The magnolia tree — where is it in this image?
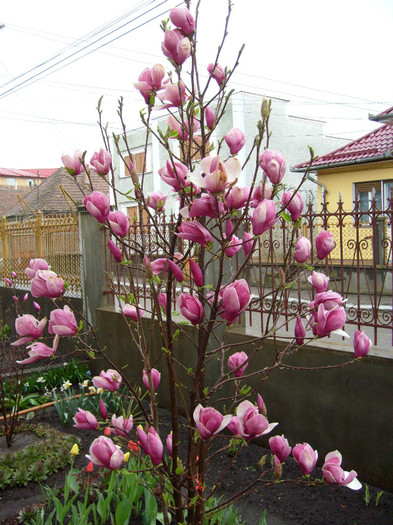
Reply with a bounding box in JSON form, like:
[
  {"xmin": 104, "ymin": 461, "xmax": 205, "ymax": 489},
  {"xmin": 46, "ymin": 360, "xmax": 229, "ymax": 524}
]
[{"xmin": 12, "ymin": 1, "xmax": 372, "ymax": 523}]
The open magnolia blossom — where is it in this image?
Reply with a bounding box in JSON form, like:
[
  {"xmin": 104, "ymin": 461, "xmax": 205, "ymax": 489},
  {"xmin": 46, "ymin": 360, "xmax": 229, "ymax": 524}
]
[
  {"xmin": 322, "ymin": 450, "xmax": 362, "ymax": 490},
  {"xmin": 187, "ymin": 155, "xmax": 241, "ymax": 194}
]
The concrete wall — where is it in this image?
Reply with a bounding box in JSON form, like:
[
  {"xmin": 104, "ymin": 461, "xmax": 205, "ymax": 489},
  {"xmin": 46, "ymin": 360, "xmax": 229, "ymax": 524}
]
[{"xmin": 94, "ymin": 305, "xmax": 393, "ymax": 491}]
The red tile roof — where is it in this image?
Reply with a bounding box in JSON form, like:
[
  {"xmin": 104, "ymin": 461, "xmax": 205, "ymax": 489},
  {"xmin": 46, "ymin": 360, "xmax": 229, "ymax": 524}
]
[
  {"xmin": 0, "ymin": 168, "xmax": 55, "ymax": 178},
  {"xmin": 294, "ymin": 123, "xmax": 393, "ymax": 171}
]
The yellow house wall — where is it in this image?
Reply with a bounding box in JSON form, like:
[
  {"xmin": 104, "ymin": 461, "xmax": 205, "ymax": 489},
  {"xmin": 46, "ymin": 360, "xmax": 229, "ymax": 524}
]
[
  {"xmin": 316, "ymin": 161, "xmax": 393, "ymax": 212},
  {"xmin": 314, "ymin": 161, "xmax": 393, "ymax": 262},
  {"xmin": 0, "ymin": 176, "xmax": 43, "ymax": 188}
]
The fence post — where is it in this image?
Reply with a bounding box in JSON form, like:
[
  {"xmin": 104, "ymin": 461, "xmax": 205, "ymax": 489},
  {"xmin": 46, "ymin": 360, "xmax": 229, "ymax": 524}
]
[
  {"xmin": 78, "ymin": 206, "xmax": 107, "ymax": 327},
  {"xmin": 375, "ymin": 215, "xmax": 386, "ymax": 265},
  {"xmin": 1, "ymin": 217, "xmax": 7, "ymax": 279},
  {"xmin": 36, "ymin": 212, "xmax": 43, "ymax": 258}
]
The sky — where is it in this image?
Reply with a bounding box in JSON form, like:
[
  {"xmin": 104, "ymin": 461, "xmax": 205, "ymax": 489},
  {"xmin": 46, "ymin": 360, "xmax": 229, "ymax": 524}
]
[{"xmin": 0, "ymin": 0, "xmax": 392, "ymax": 169}]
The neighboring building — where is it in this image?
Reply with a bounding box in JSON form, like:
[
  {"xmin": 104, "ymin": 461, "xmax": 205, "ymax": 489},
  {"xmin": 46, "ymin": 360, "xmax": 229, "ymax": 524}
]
[
  {"xmin": 112, "ymin": 91, "xmax": 347, "ymax": 217},
  {"xmin": 5, "ymin": 167, "xmax": 109, "ymax": 218},
  {"xmin": 0, "ymin": 167, "xmax": 54, "ymax": 190},
  {"xmin": 293, "ymin": 107, "xmax": 393, "ymax": 212}
]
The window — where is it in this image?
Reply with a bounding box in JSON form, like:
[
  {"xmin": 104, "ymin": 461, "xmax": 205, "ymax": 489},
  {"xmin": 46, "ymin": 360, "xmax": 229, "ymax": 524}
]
[
  {"xmin": 355, "ymin": 181, "xmax": 382, "ymax": 222},
  {"xmin": 27, "ymin": 179, "xmax": 35, "ymax": 187},
  {"xmin": 180, "ymin": 136, "xmax": 209, "ymax": 163},
  {"xmin": 6, "ymin": 178, "xmax": 16, "ymax": 187},
  {"xmin": 123, "ymin": 148, "xmax": 151, "ymax": 177},
  {"xmin": 384, "ymin": 181, "xmax": 393, "ymax": 207},
  {"xmin": 126, "ymin": 206, "xmax": 149, "ymax": 232}
]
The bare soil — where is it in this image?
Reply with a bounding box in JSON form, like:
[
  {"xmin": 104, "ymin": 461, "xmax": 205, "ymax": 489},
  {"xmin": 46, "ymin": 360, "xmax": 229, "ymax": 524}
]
[{"xmin": 0, "ymin": 406, "xmax": 392, "ymax": 524}]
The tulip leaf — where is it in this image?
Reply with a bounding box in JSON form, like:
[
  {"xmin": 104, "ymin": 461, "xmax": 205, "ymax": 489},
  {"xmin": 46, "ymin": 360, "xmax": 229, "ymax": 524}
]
[{"xmin": 115, "ymin": 498, "xmax": 132, "ymax": 525}]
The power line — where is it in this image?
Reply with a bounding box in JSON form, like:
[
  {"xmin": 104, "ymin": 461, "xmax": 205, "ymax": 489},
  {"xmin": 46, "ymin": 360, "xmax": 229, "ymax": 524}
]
[{"xmin": 0, "ymin": 0, "xmax": 179, "ymax": 100}]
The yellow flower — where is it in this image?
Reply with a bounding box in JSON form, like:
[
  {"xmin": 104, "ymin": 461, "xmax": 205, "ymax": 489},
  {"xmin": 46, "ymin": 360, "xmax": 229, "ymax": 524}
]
[
  {"xmin": 89, "ymin": 386, "xmax": 97, "ymax": 394},
  {"xmin": 70, "ymin": 443, "xmax": 79, "ymax": 456},
  {"xmin": 83, "ymin": 380, "xmax": 89, "ymax": 388},
  {"xmin": 123, "ymin": 452, "xmax": 130, "ymax": 463},
  {"xmin": 96, "ymin": 388, "xmax": 103, "ymax": 394}
]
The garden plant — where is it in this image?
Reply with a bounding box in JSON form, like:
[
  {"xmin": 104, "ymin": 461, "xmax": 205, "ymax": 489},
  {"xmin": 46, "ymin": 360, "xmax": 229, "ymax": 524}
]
[{"xmin": 6, "ymin": 1, "xmax": 375, "ymax": 523}]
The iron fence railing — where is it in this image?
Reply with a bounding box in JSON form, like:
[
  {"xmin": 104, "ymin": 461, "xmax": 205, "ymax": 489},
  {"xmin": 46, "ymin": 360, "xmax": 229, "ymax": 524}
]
[{"xmin": 104, "ymin": 197, "xmax": 392, "ymax": 348}]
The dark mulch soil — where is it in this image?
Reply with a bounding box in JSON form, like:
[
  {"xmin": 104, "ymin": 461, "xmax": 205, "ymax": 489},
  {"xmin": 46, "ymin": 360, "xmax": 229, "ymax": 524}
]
[{"xmin": 1, "ymin": 406, "xmax": 392, "ymax": 524}]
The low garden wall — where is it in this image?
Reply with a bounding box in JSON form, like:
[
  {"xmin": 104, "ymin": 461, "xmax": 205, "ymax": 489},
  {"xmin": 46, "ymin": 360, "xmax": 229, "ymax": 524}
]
[{"xmin": 94, "ymin": 305, "xmax": 393, "ymax": 492}]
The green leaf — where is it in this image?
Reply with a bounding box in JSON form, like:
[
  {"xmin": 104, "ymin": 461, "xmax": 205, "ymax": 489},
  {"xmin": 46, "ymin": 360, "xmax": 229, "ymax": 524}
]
[
  {"xmin": 77, "ymin": 320, "xmax": 83, "ymax": 333},
  {"xmin": 281, "ymin": 211, "xmax": 292, "ymax": 222},
  {"xmin": 115, "ymin": 499, "xmax": 132, "ymax": 525}
]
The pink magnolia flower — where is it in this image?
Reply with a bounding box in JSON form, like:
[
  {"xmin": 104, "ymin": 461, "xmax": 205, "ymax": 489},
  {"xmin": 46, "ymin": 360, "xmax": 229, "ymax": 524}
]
[
  {"xmin": 282, "ymin": 191, "xmax": 303, "ymax": 222},
  {"xmin": 188, "ymin": 155, "xmax": 241, "ymax": 194},
  {"xmin": 99, "ymin": 398, "xmax": 107, "ymax": 420},
  {"xmin": 134, "ymin": 64, "xmax": 165, "ymax": 103},
  {"xmin": 225, "ymin": 234, "xmax": 242, "ymax": 258},
  {"xmin": 108, "ymin": 239, "xmax": 122, "ymax": 263},
  {"xmin": 62, "ymin": 150, "xmax": 84, "ymax": 175},
  {"xmin": 11, "ymin": 271, "xmax": 17, "ymax": 278},
  {"xmin": 269, "ymin": 435, "xmax": 292, "ymax": 463},
  {"xmin": 294, "ymin": 236, "xmax": 311, "ymax": 263},
  {"xmin": 90, "ymin": 149, "xmax": 112, "ymax": 175},
  {"xmin": 309, "ymin": 291, "xmax": 345, "ymax": 312},
  {"xmin": 17, "ymin": 336, "xmax": 59, "ymax": 365},
  {"xmin": 292, "ymin": 443, "xmax": 318, "ymax": 475},
  {"xmin": 251, "ymin": 199, "xmax": 278, "ymax": 236},
  {"xmin": 146, "ymin": 191, "xmax": 167, "ymax": 212},
  {"xmin": 181, "ymin": 193, "xmax": 224, "ymax": 219},
  {"xmin": 226, "ymin": 186, "xmax": 251, "ymax": 210},
  {"xmin": 158, "ymin": 293, "xmax": 167, "ymax": 309},
  {"xmin": 31, "ymin": 270, "xmax": 64, "ymax": 298},
  {"xmin": 149, "ymin": 258, "xmax": 184, "ymax": 283},
  {"xmin": 166, "ymin": 432, "xmax": 173, "ymax": 456},
  {"xmin": 25, "ymin": 258, "xmax": 49, "ymax": 279},
  {"xmin": 224, "ymin": 128, "xmax": 246, "ymax": 155},
  {"xmin": 257, "ymin": 394, "xmax": 267, "ymax": 416},
  {"xmin": 242, "ymin": 232, "xmax": 253, "ymax": 257},
  {"xmin": 176, "ymin": 221, "xmax": 213, "ymax": 247},
  {"xmin": 227, "ymin": 351, "xmax": 248, "ymax": 377},
  {"xmin": 12, "ymin": 314, "xmax": 47, "ymax": 346},
  {"xmin": 122, "ymin": 303, "xmax": 144, "ymax": 322},
  {"xmin": 4, "ymin": 278, "xmax": 12, "ymax": 286},
  {"xmin": 315, "ymin": 229, "xmax": 335, "ymax": 259},
  {"xmin": 207, "ymin": 63, "xmax": 225, "ymax": 85},
  {"xmin": 143, "ymin": 368, "xmax": 161, "ymax": 390},
  {"xmin": 158, "ymin": 160, "xmax": 190, "ymax": 192},
  {"xmin": 108, "ymin": 211, "xmax": 130, "ymax": 237},
  {"xmin": 205, "ymin": 107, "xmax": 215, "ymax": 130},
  {"xmin": 308, "ymin": 271, "xmax": 329, "ymax": 293},
  {"xmin": 87, "ymin": 436, "xmax": 124, "ymax": 470},
  {"xmin": 193, "ymin": 404, "xmax": 232, "ymax": 440},
  {"xmin": 228, "ymin": 400, "xmax": 278, "ymax": 440},
  {"xmin": 162, "ymin": 29, "xmax": 191, "ymax": 65},
  {"xmin": 49, "ymin": 305, "xmax": 78, "ymax": 336},
  {"xmin": 353, "ymin": 330, "xmax": 372, "ymax": 358},
  {"xmin": 23, "ymin": 293, "xmax": 28, "ymax": 302},
  {"xmin": 177, "ymin": 293, "xmax": 204, "ymax": 325},
  {"xmin": 217, "ymin": 279, "xmax": 251, "ymax": 325},
  {"xmin": 93, "ymin": 369, "xmax": 122, "ymax": 392},
  {"xmin": 294, "ymin": 317, "xmax": 306, "ymax": 345},
  {"xmin": 83, "ymin": 191, "xmax": 110, "ymax": 223},
  {"xmin": 310, "ymin": 304, "xmax": 347, "ymax": 338},
  {"xmin": 259, "ymin": 149, "xmax": 286, "ymax": 185},
  {"xmin": 111, "ymin": 414, "xmax": 133, "ymax": 437},
  {"xmin": 322, "ymin": 450, "xmax": 362, "ymax": 490},
  {"xmin": 169, "ymin": 6, "xmax": 195, "ymax": 35},
  {"xmin": 167, "ymin": 115, "xmax": 200, "ymax": 141},
  {"xmin": 189, "ymin": 259, "xmax": 203, "ymax": 287},
  {"xmin": 33, "ymin": 301, "xmax": 40, "ymax": 312},
  {"xmin": 250, "ymin": 182, "xmax": 273, "ymax": 208},
  {"xmin": 137, "ymin": 426, "xmax": 163, "ymax": 465},
  {"xmin": 73, "ymin": 408, "xmax": 99, "ymax": 430},
  {"xmin": 159, "ymin": 81, "xmax": 187, "ymax": 108}
]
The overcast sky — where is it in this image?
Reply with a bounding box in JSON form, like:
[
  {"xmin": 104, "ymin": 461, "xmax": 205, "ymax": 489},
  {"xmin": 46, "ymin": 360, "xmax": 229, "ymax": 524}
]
[{"xmin": 0, "ymin": 0, "xmax": 392, "ymax": 169}]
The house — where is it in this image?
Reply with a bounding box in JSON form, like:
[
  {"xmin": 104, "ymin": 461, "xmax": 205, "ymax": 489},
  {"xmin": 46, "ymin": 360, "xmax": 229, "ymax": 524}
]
[
  {"xmin": 293, "ymin": 107, "xmax": 393, "ymax": 213},
  {"xmin": 112, "ymin": 91, "xmax": 347, "ymax": 217},
  {"xmin": 5, "ymin": 167, "xmax": 109, "ymax": 219},
  {"xmin": 0, "ymin": 167, "xmax": 54, "ymax": 190}
]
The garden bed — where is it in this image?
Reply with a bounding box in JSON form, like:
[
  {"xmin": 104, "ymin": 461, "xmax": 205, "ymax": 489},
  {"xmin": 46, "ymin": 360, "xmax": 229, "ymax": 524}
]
[{"xmin": 1, "ymin": 405, "xmax": 392, "ymax": 524}]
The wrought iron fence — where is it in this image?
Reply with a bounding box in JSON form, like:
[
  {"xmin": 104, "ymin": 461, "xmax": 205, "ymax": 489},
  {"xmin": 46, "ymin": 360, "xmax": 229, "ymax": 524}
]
[
  {"xmin": 105, "ymin": 197, "xmax": 393, "ymax": 347},
  {"xmin": 0, "ymin": 212, "xmax": 81, "ymax": 297}
]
